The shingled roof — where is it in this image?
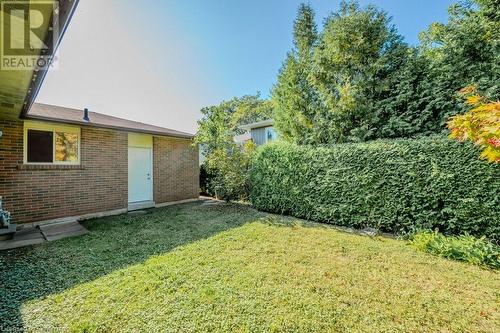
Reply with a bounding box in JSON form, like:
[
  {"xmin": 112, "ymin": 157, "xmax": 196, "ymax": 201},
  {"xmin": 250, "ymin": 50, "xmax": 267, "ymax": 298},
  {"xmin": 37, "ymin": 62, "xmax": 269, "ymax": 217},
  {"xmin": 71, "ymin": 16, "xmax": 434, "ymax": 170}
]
[{"xmin": 26, "ymin": 103, "xmax": 194, "ymax": 139}]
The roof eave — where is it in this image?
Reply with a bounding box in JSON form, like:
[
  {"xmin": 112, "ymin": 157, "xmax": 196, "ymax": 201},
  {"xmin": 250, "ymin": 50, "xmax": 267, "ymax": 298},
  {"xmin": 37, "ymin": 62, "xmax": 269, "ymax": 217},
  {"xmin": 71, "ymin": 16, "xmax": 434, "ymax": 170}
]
[
  {"xmin": 239, "ymin": 119, "xmax": 274, "ymax": 131},
  {"xmin": 20, "ymin": 0, "xmax": 80, "ymax": 119},
  {"xmin": 25, "ymin": 114, "xmax": 195, "ymax": 140}
]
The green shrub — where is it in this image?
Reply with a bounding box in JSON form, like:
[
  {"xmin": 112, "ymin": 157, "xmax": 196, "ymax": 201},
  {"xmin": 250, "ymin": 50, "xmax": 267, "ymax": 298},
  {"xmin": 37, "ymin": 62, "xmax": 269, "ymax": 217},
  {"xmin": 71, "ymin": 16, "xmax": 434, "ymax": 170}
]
[
  {"xmin": 410, "ymin": 231, "xmax": 500, "ymax": 269},
  {"xmin": 205, "ymin": 141, "xmax": 256, "ymax": 201},
  {"xmin": 250, "ymin": 136, "xmax": 500, "ymax": 242},
  {"xmin": 199, "ymin": 164, "xmax": 215, "ymax": 196}
]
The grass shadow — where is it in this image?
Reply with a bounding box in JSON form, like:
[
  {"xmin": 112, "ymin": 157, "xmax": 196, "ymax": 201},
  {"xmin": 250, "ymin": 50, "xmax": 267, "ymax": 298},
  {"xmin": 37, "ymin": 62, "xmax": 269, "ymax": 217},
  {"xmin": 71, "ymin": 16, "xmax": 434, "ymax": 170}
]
[{"xmin": 0, "ymin": 201, "xmax": 265, "ymax": 332}]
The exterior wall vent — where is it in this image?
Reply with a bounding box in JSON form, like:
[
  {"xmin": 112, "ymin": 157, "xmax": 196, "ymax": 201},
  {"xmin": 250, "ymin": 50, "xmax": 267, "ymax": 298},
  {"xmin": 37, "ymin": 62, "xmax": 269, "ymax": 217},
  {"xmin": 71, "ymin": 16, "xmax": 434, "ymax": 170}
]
[{"xmin": 83, "ymin": 108, "xmax": 90, "ymax": 122}]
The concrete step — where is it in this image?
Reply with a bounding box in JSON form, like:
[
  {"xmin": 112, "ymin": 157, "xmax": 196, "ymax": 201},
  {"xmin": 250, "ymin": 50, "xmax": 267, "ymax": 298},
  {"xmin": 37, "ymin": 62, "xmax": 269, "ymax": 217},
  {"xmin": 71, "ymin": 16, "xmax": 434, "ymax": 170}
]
[{"xmin": 0, "ymin": 221, "xmax": 89, "ymax": 251}]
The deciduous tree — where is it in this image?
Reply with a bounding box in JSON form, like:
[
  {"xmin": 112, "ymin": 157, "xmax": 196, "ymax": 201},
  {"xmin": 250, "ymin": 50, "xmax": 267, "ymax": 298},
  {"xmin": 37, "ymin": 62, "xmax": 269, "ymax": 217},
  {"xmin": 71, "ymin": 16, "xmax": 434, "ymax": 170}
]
[
  {"xmin": 448, "ymin": 86, "xmax": 500, "ymax": 163},
  {"xmin": 195, "ymin": 95, "xmax": 272, "ymax": 200}
]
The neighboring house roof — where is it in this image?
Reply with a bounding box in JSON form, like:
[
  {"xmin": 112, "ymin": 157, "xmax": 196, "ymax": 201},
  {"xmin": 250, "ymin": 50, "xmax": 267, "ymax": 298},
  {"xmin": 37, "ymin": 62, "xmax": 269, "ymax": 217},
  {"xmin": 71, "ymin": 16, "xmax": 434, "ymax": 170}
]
[
  {"xmin": 28, "ymin": 103, "xmax": 194, "ymax": 139},
  {"xmin": 239, "ymin": 119, "xmax": 274, "ymax": 131}
]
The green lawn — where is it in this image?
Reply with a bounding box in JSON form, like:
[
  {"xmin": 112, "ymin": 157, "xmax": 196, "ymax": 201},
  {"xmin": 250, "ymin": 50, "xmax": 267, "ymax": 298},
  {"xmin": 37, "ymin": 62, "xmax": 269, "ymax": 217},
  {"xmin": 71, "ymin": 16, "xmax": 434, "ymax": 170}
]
[{"xmin": 1, "ymin": 202, "xmax": 499, "ymax": 332}]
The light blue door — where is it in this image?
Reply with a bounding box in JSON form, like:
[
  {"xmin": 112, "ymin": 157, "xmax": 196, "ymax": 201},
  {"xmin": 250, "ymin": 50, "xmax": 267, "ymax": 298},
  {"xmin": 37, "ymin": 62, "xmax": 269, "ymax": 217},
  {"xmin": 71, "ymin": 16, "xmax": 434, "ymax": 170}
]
[{"xmin": 128, "ymin": 147, "xmax": 152, "ymax": 203}]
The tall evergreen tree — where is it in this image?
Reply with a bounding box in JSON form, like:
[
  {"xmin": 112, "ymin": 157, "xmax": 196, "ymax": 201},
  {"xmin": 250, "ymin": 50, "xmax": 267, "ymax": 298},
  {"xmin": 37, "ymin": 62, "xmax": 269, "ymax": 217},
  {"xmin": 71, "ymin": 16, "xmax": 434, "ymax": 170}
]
[
  {"xmin": 272, "ymin": 0, "xmax": 498, "ymax": 145},
  {"xmin": 310, "ymin": 0, "xmax": 407, "ymax": 142},
  {"xmin": 419, "ymin": 0, "xmax": 500, "ymax": 126},
  {"xmin": 369, "ymin": 0, "xmax": 499, "ymax": 139},
  {"xmin": 293, "ymin": 3, "xmax": 317, "ymax": 59},
  {"xmin": 272, "ymin": 3, "xmax": 325, "ymax": 144},
  {"xmin": 372, "ymin": 48, "xmax": 440, "ymax": 138}
]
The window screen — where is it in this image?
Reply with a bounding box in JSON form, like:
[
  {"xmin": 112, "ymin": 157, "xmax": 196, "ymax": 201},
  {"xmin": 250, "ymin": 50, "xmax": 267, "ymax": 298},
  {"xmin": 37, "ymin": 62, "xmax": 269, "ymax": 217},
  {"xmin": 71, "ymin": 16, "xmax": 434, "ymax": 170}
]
[{"xmin": 27, "ymin": 130, "xmax": 53, "ymax": 163}]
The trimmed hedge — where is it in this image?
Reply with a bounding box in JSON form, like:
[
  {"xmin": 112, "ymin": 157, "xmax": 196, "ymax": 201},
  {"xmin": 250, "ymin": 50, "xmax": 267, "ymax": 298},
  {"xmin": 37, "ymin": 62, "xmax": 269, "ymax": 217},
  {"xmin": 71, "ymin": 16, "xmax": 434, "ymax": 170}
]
[{"xmin": 250, "ymin": 137, "xmax": 500, "ymax": 242}]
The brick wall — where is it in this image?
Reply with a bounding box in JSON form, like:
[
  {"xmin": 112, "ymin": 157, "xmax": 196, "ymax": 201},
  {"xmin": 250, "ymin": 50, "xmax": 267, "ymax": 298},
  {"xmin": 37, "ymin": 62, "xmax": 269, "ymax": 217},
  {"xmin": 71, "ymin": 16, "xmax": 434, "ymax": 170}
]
[
  {"xmin": 0, "ymin": 119, "xmax": 128, "ymax": 223},
  {"xmin": 153, "ymin": 136, "xmax": 199, "ymax": 203},
  {"xmin": 0, "ymin": 120, "xmax": 199, "ymax": 224}
]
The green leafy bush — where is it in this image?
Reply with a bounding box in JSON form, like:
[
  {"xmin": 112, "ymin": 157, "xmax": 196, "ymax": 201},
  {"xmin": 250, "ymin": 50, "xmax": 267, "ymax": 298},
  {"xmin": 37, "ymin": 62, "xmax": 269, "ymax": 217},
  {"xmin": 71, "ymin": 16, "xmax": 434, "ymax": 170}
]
[
  {"xmin": 250, "ymin": 136, "xmax": 500, "ymax": 242},
  {"xmin": 205, "ymin": 141, "xmax": 256, "ymax": 201},
  {"xmin": 199, "ymin": 164, "xmax": 215, "ymax": 196},
  {"xmin": 411, "ymin": 231, "xmax": 500, "ymax": 269}
]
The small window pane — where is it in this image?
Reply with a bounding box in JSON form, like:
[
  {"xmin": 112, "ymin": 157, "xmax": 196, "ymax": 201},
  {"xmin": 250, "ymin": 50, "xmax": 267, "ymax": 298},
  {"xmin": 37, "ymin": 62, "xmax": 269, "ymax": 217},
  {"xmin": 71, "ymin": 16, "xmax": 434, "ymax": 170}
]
[
  {"xmin": 55, "ymin": 132, "xmax": 78, "ymax": 162},
  {"xmin": 266, "ymin": 127, "xmax": 277, "ymax": 142},
  {"xmin": 27, "ymin": 130, "xmax": 53, "ymax": 163}
]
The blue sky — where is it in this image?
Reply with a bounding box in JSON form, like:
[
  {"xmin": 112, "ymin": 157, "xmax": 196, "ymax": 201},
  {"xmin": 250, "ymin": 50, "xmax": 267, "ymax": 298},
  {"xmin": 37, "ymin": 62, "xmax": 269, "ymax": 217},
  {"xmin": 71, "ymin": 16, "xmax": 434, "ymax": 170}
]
[
  {"xmin": 38, "ymin": 0, "xmax": 455, "ymax": 133},
  {"xmin": 154, "ymin": 0, "xmax": 455, "ymax": 99}
]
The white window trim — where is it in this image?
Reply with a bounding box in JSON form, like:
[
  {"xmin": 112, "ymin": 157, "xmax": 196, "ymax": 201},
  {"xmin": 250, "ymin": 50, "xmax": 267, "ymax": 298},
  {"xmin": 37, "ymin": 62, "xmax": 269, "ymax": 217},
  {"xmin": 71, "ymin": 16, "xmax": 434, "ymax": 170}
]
[{"xmin": 23, "ymin": 121, "xmax": 81, "ymax": 165}]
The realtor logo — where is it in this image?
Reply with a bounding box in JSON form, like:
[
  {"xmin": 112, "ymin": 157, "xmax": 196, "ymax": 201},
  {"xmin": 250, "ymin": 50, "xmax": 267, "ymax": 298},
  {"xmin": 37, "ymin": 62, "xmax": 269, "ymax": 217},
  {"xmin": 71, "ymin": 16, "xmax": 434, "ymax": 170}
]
[{"xmin": 0, "ymin": 0, "xmax": 59, "ymax": 70}]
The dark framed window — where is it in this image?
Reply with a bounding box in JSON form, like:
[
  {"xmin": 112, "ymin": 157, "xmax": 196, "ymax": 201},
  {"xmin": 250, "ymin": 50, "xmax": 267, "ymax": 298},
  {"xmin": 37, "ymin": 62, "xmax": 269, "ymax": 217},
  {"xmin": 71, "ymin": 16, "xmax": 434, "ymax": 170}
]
[
  {"xmin": 27, "ymin": 130, "xmax": 53, "ymax": 163},
  {"xmin": 24, "ymin": 124, "xmax": 80, "ymax": 164}
]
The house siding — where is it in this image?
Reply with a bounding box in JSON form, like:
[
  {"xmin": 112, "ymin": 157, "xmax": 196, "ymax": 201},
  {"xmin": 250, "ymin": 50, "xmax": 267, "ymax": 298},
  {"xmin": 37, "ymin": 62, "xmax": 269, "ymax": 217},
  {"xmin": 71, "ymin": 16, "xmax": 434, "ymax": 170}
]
[
  {"xmin": 252, "ymin": 126, "xmax": 280, "ymax": 146},
  {"xmin": 251, "ymin": 127, "xmax": 267, "ymax": 146},
  {"xmin": 153, "ymin": 136, "xmax": 199, "ymax": 203},
  {"xmin": 0, "ymin": 119, "xmax": 199, "ymax": 224}
]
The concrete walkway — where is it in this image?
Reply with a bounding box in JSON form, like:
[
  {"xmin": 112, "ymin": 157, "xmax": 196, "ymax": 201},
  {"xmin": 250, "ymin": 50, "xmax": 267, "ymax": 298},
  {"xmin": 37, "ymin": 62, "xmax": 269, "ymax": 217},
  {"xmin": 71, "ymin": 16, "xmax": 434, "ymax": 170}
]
[{"xmin": 0, "ymin": 221, "xmax": 89, "ymax": 251}]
